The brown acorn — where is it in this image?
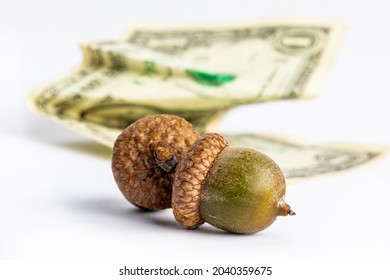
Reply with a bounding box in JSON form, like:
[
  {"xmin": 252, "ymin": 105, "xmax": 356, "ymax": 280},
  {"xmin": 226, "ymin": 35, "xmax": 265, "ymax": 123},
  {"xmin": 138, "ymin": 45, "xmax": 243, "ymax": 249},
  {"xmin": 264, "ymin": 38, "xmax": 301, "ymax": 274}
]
[
  {"xmin": 111, "ymin": 114, "xmax": 200, "ymax": 210},
  {"xmin": 112, "ymin": 114, "xmax": 294, "ymax": 234},
  {"xmin": 171, "ymin": 133, "xmax": 295, "ymax": 234}
]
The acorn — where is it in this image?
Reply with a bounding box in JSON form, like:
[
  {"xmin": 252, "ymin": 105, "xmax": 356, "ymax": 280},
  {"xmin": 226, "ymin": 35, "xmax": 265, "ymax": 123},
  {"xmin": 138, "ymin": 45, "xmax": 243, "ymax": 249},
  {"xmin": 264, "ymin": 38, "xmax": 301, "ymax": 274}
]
[
  {"xmin": 112, "ymin": 114, "xmax": 294, "ymax": 234},
  {"xmin": 172, "ymin": 133, "xmax": 295, "ymax": 234},
  {"xmin": 112, "ymin": 114, "xmax": 200, "ymax": 210}
]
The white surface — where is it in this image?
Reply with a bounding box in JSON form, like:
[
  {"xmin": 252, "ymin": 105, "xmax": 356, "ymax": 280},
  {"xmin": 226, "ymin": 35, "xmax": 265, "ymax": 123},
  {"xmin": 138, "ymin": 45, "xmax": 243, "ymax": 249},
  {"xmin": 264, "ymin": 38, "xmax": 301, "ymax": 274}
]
[{"xmin": 1, "ymin": 0, "xmax": 390, "ymax": 262}]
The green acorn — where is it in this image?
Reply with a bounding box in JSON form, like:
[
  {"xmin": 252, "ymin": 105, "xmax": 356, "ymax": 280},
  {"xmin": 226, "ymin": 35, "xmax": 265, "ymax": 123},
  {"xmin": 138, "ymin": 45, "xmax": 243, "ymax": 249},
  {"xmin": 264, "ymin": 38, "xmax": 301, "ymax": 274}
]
[{"xmin": 172, "ymin": 133, "xmax": 295, "ymax": 234}]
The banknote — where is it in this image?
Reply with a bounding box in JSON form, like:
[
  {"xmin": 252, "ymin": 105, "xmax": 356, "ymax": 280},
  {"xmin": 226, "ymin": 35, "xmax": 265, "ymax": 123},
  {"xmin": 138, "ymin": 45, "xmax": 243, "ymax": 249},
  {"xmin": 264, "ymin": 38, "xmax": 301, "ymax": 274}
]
[
  {"xmin": 28, "ymin": 20, "xmax": 382, "ymax": 180},
  {"xmin": 30, "ymin": 20, "xmax": 344, "ymax": 132}
]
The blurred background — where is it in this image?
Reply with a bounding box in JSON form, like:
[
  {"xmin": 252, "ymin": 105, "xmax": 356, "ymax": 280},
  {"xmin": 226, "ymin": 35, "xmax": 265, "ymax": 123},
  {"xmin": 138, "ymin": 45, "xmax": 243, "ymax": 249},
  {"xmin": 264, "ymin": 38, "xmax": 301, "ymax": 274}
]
[
  {"xmin": 2, "ymin": 0, "xmax": 390, "ymax": 144},
  {"xmin": 1, "ymin": 0, "xmax": 389, "ymax": 261}
]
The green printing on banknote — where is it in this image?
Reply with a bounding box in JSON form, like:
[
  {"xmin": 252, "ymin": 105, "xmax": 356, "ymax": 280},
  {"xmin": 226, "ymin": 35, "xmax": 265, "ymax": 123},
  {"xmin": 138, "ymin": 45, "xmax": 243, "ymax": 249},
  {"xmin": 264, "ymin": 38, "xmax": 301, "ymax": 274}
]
[{"xmin": 185, "ymin": 69, "xmax": 236, "ymax": 87}]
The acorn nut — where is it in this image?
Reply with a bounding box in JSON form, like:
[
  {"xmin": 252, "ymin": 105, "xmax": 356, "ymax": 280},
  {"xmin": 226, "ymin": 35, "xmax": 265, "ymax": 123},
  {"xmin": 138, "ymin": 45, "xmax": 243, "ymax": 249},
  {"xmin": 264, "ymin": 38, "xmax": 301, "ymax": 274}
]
[
  {"xmin": 172, "ymin": 133, "xmax": 295, "ymax": 234},
  {"xmin": 112, "ymin": 114, "xmax": 200, "ymax": 210},
  {"xmin": 112, "ymin": 114, "xmax": 294, "ymax": 234}
]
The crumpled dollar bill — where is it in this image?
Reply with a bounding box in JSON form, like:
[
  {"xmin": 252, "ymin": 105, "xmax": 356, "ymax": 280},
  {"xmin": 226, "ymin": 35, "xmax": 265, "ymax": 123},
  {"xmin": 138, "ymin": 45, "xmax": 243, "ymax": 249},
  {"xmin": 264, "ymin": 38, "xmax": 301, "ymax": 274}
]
[{"xmin": 28, "ymin": 19, "xmax": 384, "ymax": 181}]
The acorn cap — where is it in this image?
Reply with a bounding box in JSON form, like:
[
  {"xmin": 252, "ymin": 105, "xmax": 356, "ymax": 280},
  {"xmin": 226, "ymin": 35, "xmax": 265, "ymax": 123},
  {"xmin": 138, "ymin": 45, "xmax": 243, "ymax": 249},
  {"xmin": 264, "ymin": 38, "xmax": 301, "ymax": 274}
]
[
  {"xmin": 112, "ymin": 114, "xmax": 200, "ymax": 210},
  {"xmin": 172, "ymin": 133, "xmax": 228, "ymax": 228}
]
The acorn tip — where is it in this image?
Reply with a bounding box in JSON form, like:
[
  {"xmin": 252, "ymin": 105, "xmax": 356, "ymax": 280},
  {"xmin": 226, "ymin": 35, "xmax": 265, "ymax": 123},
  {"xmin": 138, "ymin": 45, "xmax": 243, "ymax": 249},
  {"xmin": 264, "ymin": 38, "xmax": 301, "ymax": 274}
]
[{"xmin": 288, "ymin": 210, "xmax": 296, "ymax": 216}]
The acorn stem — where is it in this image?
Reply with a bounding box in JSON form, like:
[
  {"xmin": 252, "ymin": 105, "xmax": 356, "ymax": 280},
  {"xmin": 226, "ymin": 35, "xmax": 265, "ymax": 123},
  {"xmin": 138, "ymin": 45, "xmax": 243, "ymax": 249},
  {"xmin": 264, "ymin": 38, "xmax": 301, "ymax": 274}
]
[{"xmin": 154, "ymin": 145, "xmax": 178, "ymax": 172}]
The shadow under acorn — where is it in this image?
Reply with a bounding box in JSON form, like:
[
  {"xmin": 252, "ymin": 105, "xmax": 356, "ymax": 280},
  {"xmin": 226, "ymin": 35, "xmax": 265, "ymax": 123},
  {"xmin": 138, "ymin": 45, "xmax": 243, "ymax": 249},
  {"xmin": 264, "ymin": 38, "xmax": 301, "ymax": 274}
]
[{"xmin": 66, "ymin": 197, "xmax": 232, "ymax": 236}]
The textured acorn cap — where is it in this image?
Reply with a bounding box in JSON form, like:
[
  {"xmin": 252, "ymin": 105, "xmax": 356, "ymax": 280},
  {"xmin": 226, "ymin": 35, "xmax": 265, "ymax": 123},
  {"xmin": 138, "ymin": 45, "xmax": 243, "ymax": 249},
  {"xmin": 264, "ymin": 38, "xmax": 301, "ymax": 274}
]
[
  {"xmin": 112, "ymin": 114, "xmax": 200, "ymax": 210},
  {"xmin": 172, "ymin": 133, "xmax": 228, "ymax": 228}
]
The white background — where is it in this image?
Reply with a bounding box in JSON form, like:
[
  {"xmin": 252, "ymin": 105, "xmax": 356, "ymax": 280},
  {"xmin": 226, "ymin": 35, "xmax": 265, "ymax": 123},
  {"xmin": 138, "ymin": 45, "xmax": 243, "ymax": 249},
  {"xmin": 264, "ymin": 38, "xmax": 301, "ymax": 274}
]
[{"xmin": 1, "ymin": 0, "xmax": 389, "ymax": 275}]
